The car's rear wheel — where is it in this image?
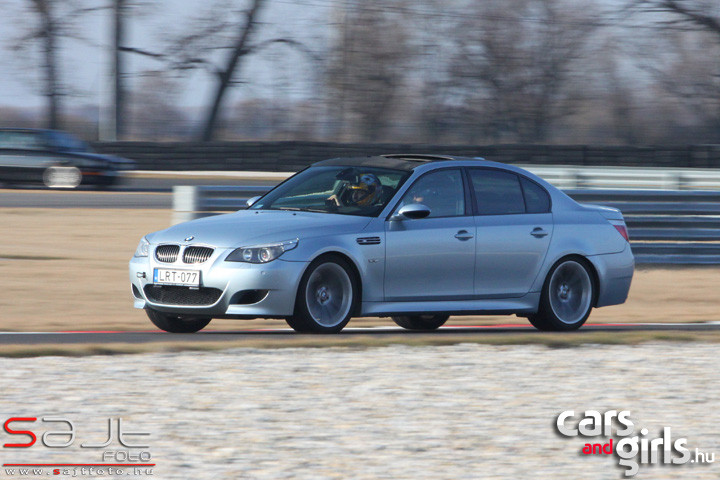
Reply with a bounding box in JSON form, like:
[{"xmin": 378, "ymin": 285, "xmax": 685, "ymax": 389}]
[
  {"xmin": 392, "ymin": 314, "xmax": 449, "ymax": 331},
  {"xmin": 146, "ymin": 309, "xmax": 211, "ymax": 333},
  {"xmin": 286, "ymin": 255, "xmax": 358, "ymax": 333},
  {"xmin": 529, "ymin": 258, "xmax": 595, "ymax": 331},
  {"xmin": 43, "ymin": 166, "xmax": 82, "ymax": 189}
]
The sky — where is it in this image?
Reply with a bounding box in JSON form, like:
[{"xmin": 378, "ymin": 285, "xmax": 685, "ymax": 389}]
[
  {"xmin": 3, "ymin": 0, "xmax": 717, "ymax": 120},
  {"xmin": 0, "ymin": 0, "xmax": 332, "ymax": 110}
]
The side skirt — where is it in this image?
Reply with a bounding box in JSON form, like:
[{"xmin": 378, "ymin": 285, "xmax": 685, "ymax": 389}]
[{"xmin": 360, "ymin": 293, "xmax": 540, "ymax": 317}]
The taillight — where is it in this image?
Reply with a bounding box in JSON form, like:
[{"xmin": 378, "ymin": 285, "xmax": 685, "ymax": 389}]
[{"xmin": 613, "ymin": 224, "xmax": 630, "ymax": 242}]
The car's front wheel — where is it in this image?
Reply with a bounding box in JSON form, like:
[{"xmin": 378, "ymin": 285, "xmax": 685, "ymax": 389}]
[
  {"xmin": 43, "ymin": 166, "xmax": 82, "ymax": 189},
  {"xmin": 392, "ymin": 314, "xmax": 449, "ymax": 331},
  {"xmin": 286, "ymin": 255, "xmax": 358, "ymax": 333},
  {"xmin": 146, "ymin": 309, "xmax": 211, "ymax": 333},
  {"xmin": 528, "ymin": 258, "xmax": 595, "ymax": 331}
]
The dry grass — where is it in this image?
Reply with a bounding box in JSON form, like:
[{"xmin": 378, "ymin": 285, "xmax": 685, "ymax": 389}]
[
  {"xmin": 0, "ymin": 208, "xmax": 718, "ymax": 333},
  {"xmin": 3, "ymin": 331, "xmax": 720, "ymax": 358}
]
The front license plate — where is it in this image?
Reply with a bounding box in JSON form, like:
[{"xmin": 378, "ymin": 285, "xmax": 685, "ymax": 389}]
[{"xmin": 153, "ymin": 268, "xmax": 200, "ymax": 286}]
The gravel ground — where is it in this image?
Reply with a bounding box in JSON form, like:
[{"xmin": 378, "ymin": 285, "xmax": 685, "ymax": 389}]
[{"xmin": 1, "ymin": 344, "xmax": 718, "ymax": 480}]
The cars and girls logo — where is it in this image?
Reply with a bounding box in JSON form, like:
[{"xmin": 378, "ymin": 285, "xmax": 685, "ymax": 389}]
[
  {"xmin": 556, "ymin": 410, "xmax": 715, "ymax": 476},
  {"xmin": 2, "ymin": 416, "xmax": 154, "ymax": 477}
]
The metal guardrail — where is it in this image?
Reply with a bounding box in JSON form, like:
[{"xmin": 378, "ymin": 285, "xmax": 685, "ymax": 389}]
[
  {"xmin": 519, "ymin": 165, "xmax": 720, "ymax": 190},
  {"xmin": 172, "ymin": 185, "xmax": 273, "ymax": 225},
  {"xmin": 172, "ymin": 184, "xmax": 720, "ymax": 265},
  {"xmin": 566, "ymin": 190, "xmax": 720, "ymax": 265}
]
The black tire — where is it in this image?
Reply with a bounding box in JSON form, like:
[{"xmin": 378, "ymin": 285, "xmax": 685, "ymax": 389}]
[
  {"xmin": 528, "ymin": 257, "xmax": 596, "ymax": 331},
  {"xmin": 392, "ymin": 314, "xmax": 449, "ymax": 331},
  {"xmin": 146, "ymin": 309, "xmax": 211, "ymax": 333},
  {"xmin": 286, "ymin": 255, "xmax": 359, "ymax": 333},
  {"xmin": 91, "ymin": 174, "xmax": 119, "ymax": 190}
]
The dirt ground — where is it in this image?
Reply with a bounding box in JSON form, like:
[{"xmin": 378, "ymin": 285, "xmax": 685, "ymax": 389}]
[{"xmin": 1, "ymin": 208, "xmax": 718, "ymax": 331}]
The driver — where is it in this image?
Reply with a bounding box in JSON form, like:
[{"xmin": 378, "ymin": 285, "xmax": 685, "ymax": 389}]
[{"xmin": 329, "ymin": 173, "xmax": 383, "ymax": 208}]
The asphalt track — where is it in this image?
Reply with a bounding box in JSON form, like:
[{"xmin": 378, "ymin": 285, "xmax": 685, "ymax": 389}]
[
  {"xmin": 1, "ymin": 323, "xmax": 719, "ymax": 345},
  {"xmin": 0, "ymin": 176, "xmax": 273, "ymax": 209}
]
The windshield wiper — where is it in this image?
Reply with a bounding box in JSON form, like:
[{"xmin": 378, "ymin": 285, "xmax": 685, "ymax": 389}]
[
  {"xmin": 274, "ymin": 207, "xmax": 329, "ymax": 213},
  {"xmin": 304, "ymin": 208, "xmax": 330, "ymax": 213}
]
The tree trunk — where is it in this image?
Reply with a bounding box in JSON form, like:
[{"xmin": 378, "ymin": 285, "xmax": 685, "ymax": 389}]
[
  {"xmin": 200, "ymin": 0, "xmax": 264, "ymax": 141},
  {"xmin": 33, "ymin": 0, "xmax": 61, "ymax": 130},
  {"xmin": 655, "ymin": 0, "xmax": 720, "ymax": 41},
  {"xmin": 113, "ymin": 0, "xmax": 127, "ymax": 139}
]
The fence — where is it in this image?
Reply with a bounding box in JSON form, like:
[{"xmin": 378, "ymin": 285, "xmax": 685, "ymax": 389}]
[
  {"xmin": 97, "ymin": 141, "xmax": 720, "ymax": 171},
  {"xmin": 172, "ymin": 184, "xmax": 720, "ymax": 265}
]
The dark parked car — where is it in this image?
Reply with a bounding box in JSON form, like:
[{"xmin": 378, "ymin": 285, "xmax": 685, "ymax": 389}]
[{"xmin": 0, "ymin": 128, "xmax": 135, "ymax": 188}]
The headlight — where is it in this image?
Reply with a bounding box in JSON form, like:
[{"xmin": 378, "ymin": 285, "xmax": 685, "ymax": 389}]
[
  {"xmin": 226, "ymin": 239, "xmax": 298, "ymax": 263},
  {"xmin": 134, "ymin": 237, "xmax": 150, "ymax": 257}
]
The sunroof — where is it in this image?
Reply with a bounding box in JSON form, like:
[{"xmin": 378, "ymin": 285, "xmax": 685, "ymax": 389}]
[{"xmin": 380, "ymin": 154, "xmax": 455, "ymax": 162}]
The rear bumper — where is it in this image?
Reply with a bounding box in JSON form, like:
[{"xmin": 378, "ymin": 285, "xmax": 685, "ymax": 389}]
[{"xmin": 590, "ymin": 244, "xmax": 635, "ymax": 308}]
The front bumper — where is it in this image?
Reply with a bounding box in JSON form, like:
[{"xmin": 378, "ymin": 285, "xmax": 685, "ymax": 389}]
[{"xmin": 129, "ymin": 253, "xmax": 308, "ymax": 318}]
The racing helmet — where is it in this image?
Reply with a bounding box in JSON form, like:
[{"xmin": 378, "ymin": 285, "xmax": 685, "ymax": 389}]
[{"xmin": 347, "ymin": 173, "xmax": 382, "ymax": 207}]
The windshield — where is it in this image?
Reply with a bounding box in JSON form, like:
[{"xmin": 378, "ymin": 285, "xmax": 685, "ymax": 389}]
[
  {"xmin": 0, "ymin": 131, "xmax": 44, "ymax": 150},
  {"xmin": 250, "ymin": 166, "xmax": 411, "ymax": 216},
  {"xmin": 49, "ymin": 131, "xmax": 92, "ymax": 152}
]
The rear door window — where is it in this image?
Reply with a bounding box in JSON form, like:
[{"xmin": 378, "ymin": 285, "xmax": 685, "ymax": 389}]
[
  {"xmin": 520, "ymin": 177, "xmax": 551, "ymax": 213},
  {"xmin": 468, "ymin": 169, "xmax": 525, "ymax": 215}
]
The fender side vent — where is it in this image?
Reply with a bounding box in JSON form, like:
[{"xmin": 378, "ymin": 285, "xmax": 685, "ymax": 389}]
[{"xmin": 357, "ymin": 237, "xmax": 381, "ymax": 245}]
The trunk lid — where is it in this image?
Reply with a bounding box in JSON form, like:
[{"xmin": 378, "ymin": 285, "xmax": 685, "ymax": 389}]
[{"xmin": 580, "ymin": 203, "xmax": 625, "ymax": 221}]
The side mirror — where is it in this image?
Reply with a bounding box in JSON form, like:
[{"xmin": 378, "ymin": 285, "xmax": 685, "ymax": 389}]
[
  {"xmin": 246, "ymin": 196, "xmax": 261, "ymax": 208},
  {"xmin": 394, "ymin": 204, "xmax": 431, "ymax": 220}
]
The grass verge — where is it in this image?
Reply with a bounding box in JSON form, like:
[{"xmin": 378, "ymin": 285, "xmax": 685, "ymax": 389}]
[
  {"xmin": 3, "ymin": 330, "xmax": 720, "ymax": 358},
  {"xmin": 1, "ymin": 208, "xmax": 719, "ymax": 331}
]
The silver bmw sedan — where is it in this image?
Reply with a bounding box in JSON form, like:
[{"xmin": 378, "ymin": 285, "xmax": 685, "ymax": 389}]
[{"xmin": 129, "ymin": 155, "xmax": 634, "ymax": 333}]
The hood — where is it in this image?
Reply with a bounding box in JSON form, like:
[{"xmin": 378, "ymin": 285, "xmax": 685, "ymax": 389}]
[
  {"xmin": 147, "ymin": 210, "xmax": 373, "ymax": 248},
  {"xmin": 580, "ymin": 203, "xmax": 624, "ymax": 221}
]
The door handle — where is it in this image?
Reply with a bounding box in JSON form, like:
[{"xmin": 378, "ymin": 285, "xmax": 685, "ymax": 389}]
[
  {"xmin": 531, "ymin": 227, "xmax": 548, "ymax": 238},
  {"xmin": 454, "ymin": 230, "xmax": 474, "ymax": 241}
]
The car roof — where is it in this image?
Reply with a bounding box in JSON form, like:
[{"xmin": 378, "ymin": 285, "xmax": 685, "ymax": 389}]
[
  {"xmin": 312, "ymin": 153, "xmax": 579, "ymax": 212},
  {"xmin": 0, "ymin": 128, "xmax": 48, "ymax": 132},
  {"xmin": 312, "ymin": 154, "xmax": 498, "ymax": 172},
  {"xmin": 0, "ymin": 128, "xmax": 60, "ymax": 137}
]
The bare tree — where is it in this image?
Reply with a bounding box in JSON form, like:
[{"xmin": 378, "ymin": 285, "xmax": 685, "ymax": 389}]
[
  {"xmin": 447, "ymin": 0, "xmax": 597, "ymax": 143},
  {"xmin": 635, "ymin": 0, "xmax": 720, "ymax": 39},
  {"xmin": 631, "ymin": 1, "xmax": 720, "ymax": 140},
  {"xmin": 128, "ymin": 71, "xmax": 187, "ymax": 139},
  {"xmin": 103, "ymin": 0, "xmax": 161, "ymax": 140},
  {"xmin": 33, "ymin": 0, "xmax": 61, "ymax": 129},
  {"xmin": 645, "ymin": 32, "xmax": 720, "ymax": 140},
  {"xmin": 8, "ymin": 1, "xmax": 105, "ymax": 131},
  {"xmin": 14, "ymin": 0, "xmax": 65, "ymax": 130},
  {"xmin": 111, "ymin": 0, "xmax": 127, "ymax": 140},
  {"xmin": 12, "ymin": 0, "xmax": 154, "ymax": 139},
  {"xmin": 159, "ymin": 0, "xmax": 317, "ymax": 140},
  {"xmin": 199, "ymin": 0, "xmax": 264, "ymax": 141},
  {"xmin": 325, "ymin": 2, "xmax": 410, "ymax": 141}
]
